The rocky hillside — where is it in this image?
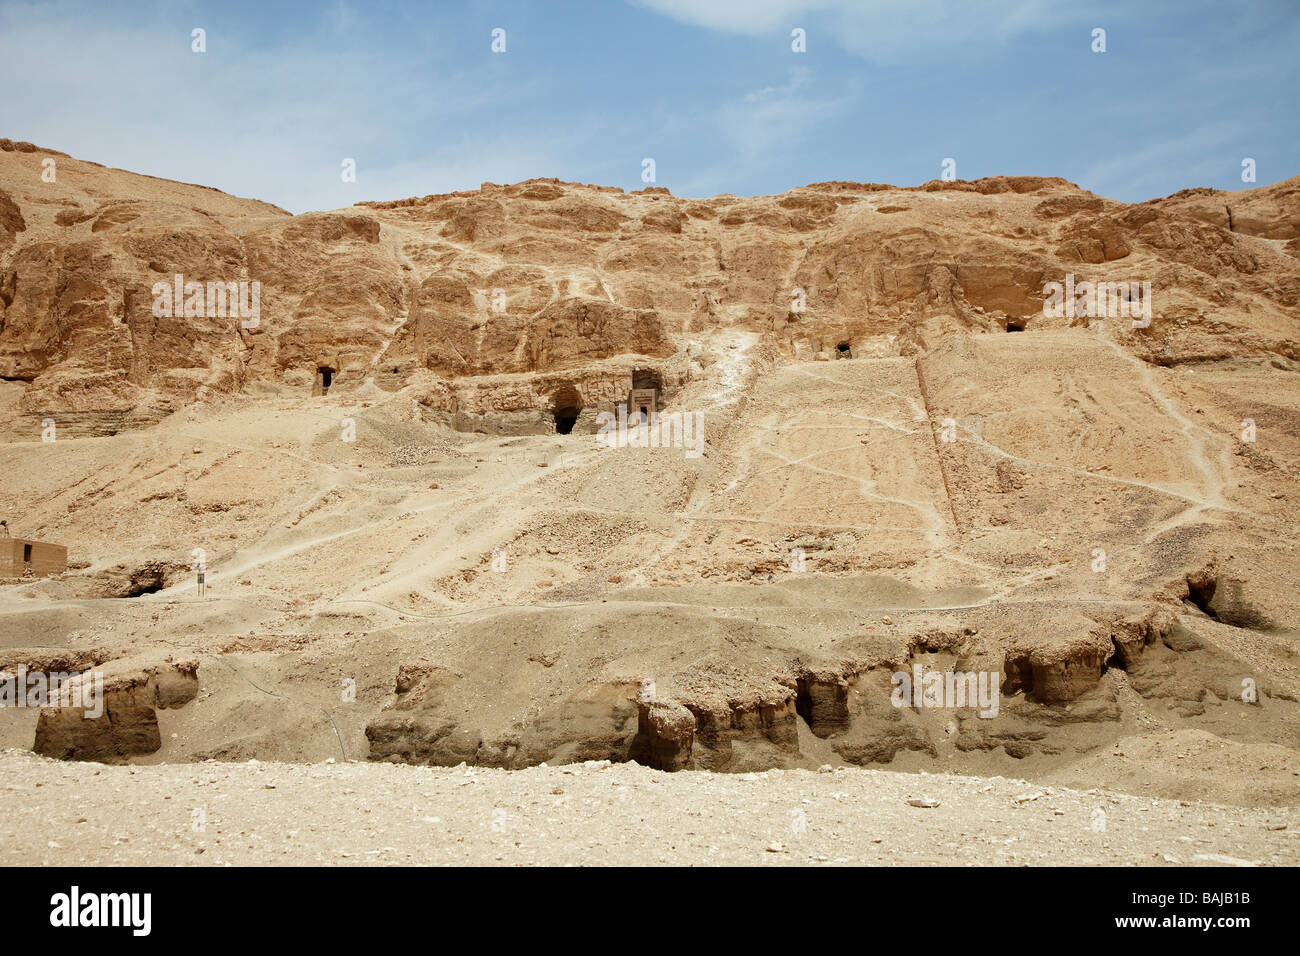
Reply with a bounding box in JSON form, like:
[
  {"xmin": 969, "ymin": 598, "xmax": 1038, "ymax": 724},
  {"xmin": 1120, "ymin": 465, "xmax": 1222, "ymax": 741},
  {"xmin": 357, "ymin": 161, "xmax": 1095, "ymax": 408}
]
[
  {"xmin": 2, "ymin": 138, "xmax": 1297, "ymax": 435},
  {"xmin": 1, "ymin": 141, "xmax": 1298, "ymax": 820}
]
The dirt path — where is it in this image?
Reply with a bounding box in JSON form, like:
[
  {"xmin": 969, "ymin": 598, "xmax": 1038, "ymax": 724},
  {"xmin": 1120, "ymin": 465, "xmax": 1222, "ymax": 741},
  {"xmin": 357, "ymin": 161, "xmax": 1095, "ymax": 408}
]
[{"xmin": 1095, "ymin": 330, "xmax": 1233, "ymax": 518}]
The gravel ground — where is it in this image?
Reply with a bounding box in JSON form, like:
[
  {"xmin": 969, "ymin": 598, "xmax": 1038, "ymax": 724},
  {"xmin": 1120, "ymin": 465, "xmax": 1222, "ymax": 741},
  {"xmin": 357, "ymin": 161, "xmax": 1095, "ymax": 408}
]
[{"xmin": 1, "ymin": 750, "xmax": 1295, "ymax": 866}]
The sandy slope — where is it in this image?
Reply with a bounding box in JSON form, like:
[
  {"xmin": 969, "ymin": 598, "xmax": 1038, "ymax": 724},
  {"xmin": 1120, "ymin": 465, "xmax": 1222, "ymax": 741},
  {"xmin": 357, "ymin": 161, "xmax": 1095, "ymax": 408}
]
[{"xmin": 1, "ymin": 331, "xmax": 1299, "ymax": 805}]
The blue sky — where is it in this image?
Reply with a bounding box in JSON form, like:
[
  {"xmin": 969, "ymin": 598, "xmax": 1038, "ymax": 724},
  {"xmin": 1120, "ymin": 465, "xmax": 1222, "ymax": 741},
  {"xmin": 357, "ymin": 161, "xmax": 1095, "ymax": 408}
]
[{"xmin": 2, "ymin": 0, "xmax": 1296, "ymax": 213}]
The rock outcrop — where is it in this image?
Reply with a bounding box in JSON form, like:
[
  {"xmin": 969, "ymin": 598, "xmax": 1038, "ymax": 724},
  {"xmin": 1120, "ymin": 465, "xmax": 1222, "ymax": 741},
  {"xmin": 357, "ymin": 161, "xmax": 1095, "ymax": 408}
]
[
  {"xmin": 3, "ymin": 143, "xmax": 1298, "ymax": 435},
  {"xmin": 33, "ymin": 656, "xmax": 199, "ymax": 761}
]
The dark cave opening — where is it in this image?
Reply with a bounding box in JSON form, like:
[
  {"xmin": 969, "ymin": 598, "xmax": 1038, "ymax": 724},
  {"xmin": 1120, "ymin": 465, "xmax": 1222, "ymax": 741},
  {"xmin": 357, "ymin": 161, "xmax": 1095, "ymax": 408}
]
[
  {"xmin": 122, "ymin": 568, "xmax": 167, "ymax": 597},
  {"xmin": 553, "ymin": 410, "xmax": 578, "ymax": 434},
  {"xmin": 1187, "ymin": 577, "xmax": 1217, "ymax": 618},
  {"xmin": 552, "ymin": 385, "xmax": 582, "ymax": 435}
]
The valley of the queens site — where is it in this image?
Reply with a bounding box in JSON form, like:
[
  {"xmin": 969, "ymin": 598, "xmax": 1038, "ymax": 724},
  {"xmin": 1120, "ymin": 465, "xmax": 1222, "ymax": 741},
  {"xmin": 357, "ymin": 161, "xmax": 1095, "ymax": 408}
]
[{"xmin": 0, "ymin": 0, "xmax": 1295, "ymax": 931}]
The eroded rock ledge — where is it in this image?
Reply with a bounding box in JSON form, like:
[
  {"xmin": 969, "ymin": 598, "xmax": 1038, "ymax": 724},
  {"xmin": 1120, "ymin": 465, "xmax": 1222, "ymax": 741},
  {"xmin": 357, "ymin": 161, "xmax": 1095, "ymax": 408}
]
[
  {"xmin": 32, "ymin": 656, "xmax": 199, "ymax": 761},
  {"xmin": 362, "ymin": 562, "xmax": 1293, "ymax": 773}
]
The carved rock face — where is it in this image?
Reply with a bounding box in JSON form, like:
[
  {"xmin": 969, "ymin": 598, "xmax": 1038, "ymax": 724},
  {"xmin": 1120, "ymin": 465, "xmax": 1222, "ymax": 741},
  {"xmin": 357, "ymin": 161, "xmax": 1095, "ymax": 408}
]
[{"xmin": 3, "ymin": 145, "xmax": 1297, "ymax": 425}]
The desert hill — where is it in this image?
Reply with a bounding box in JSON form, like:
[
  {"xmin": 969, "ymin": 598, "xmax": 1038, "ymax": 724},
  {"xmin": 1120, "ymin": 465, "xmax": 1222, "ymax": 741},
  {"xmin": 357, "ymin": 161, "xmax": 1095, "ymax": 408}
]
[{"xmin": 1, "ymin": 140, "xmax": 1298, "ymax": 836}]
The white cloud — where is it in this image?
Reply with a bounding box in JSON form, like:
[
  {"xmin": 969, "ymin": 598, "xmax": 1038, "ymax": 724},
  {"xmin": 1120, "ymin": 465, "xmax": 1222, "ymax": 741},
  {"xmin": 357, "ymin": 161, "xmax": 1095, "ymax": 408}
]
[
  {"xmin": 634, "ymin": 0, "xmax": 1108, "ymax": 64},
  {"xmin": 1077, "ymin": 121, "xmax": 1250, "ymax": 202},
  {"xmin": 659, "ymin": 67, "xmax": 859, "ymax": 196},
  {"xmin": 0, "ymin": 3, "xmax": 585, "ymax": 213},
  {"xmin": 720, "ymin": 68, "xmax": 846, "ymax": 154},
  {"xmin": 630, "ymin": 0, "xmax": 828, "ymax": 35}
]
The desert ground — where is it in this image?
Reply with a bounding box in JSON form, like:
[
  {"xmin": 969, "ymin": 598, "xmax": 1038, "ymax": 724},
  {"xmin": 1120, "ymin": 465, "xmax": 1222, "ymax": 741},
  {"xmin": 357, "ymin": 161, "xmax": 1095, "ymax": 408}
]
[
  {"xmin": 1, "ymin": 751, "xmax": 1295, "ymax": 866},
  {"xmin": 1, "ymin": 137, "xmax": 1298, "ymax": 864}
]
